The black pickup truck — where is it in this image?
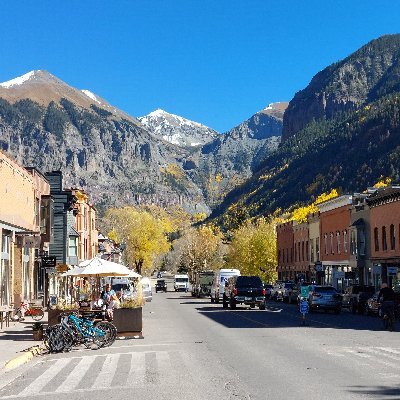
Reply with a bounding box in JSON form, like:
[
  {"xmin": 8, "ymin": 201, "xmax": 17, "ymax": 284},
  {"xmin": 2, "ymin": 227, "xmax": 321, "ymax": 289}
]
[{"xmin": 223, "ymin": 275, "xmax": 266, "ymax": 310}]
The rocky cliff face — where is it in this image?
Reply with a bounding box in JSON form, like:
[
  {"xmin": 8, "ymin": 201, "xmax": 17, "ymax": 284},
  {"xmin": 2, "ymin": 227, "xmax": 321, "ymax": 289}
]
[
  {"xmin": 282, "ymin": 34, "xmax": 400, "ymax": 141},
  {"xmin": 0, "ymin": 71, "xmax": 286, "ymax": 214},
  {"xmin": 189, "ymin": 103, "xmax": 286, "ymax": 207}
]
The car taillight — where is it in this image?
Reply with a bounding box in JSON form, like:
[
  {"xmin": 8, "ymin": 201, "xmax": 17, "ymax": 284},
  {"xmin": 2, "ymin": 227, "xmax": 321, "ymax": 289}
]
[
  {"xmin": 233, "ymin": 288, "xmax": 238, "ymax": 296},
  {"xmin": 262, "ymin": 288, "xmax": 266, "ymax": 296}
]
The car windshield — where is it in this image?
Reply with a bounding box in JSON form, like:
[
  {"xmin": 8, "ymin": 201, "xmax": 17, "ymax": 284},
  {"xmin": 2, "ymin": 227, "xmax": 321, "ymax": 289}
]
[
  {"xmin": 157, "ymin": 280, "xmax": 165, "ymax": 284},
  {"xmin": 284, "ymin": 283, "xmax": 294, "ymax": 289},
  {"xmin": 314, "ymin": 286, "xmax": 337, "ymax": 292},
  {"xmin": 176, "ymin": 278, "xmax": 188, "ymax": 282},
  {"xmin": 236, "ymin": 276, "xmax": 262, "ymax": 287}
]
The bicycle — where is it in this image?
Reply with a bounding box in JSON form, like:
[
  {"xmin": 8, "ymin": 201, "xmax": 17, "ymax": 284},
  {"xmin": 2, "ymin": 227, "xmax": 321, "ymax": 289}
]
[
  {"xmin": 380, "ymin": 302, "xmax": 396, "ymax": 332},
  {"xmin": 14, "ymin": 302, "xmax": 44, "ymax": 321},
  {"xmin": 61, "ymin": 312, "xmax": 116, "ymax": 349}
]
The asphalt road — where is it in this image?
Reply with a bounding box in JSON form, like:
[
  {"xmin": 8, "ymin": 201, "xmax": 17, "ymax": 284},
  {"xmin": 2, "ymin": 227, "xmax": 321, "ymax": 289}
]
[{"xmin": 0, "ymin": 284, "xmax": 399, "ymax": 400}]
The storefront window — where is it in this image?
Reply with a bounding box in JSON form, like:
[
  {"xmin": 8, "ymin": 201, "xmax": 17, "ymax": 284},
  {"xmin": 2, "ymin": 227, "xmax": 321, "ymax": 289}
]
[
  {"xmin": 22, "ymin": 247, "xmax": 30, "ymax": 301},
  {"xmin": 390, "ymin": 224, "xmax": 395, "ymax": 250},
  {"xmin": 374, "ymin": 228, "xmax": 379, "ymax": 251},
  {"xmin": 359, "ymin": 229, "xmax": 366, "ymax": 256},
  {"xmin": 68, "ymin": 236, "xmax": 78, "ymax": 257},
  {"xmin": 1, "ymin": 232, "xmax": 11, "ymax": 305},
  {"xmin": 382, "ymin": 226, "xmax": 387, "ymax": 251}
]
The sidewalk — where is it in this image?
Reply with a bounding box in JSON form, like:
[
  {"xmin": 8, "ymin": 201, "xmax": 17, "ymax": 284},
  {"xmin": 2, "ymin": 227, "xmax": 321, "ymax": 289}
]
[{"xmin": 0, "ymin": 312, "xmax": 47, "ymax": 373}]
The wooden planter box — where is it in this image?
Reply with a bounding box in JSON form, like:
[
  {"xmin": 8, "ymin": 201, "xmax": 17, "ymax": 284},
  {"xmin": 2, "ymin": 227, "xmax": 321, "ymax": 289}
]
[
  {"xmin": 113, "ymin": 307, "xmax": 142, "ymax": 335},
  {"xmin": 32, "ymin": 330, "xmax": 44, "ymax": 341},
  {"xmin": 47, "ymin": 309, "xmax": 79, "ymax": 326}
]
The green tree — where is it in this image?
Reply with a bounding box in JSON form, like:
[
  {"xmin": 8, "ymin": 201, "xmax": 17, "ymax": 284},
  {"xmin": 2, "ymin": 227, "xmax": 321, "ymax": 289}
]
[
  {"xmin": 103, "ymin": 207, "xmax": 172, "ymax": 275},
  {"xmin": 226, "ymin": 217, "xmax": 277, "ymax": 283}
]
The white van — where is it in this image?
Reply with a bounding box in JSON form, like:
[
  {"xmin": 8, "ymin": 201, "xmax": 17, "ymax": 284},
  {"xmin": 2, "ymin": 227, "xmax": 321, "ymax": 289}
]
[
  {"xmin": 140, "ymin": 277, "xmax": 152, "ymax": 302},
  {"xmin": 174, "ymin": 274, "xmax": 189, "ymax": 292},
  {"xmin": 210, "ymin": 268, "xmax": 241, "ymax": 303}
]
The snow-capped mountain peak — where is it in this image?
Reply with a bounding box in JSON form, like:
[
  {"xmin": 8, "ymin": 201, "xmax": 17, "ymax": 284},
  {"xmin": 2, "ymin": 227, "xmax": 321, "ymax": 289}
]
[
  {"xmin": 0, "ymin": 70, "xmax": 38, "ymax": 88},
  {"xmin": 138, "ymin": 109, "xmax": 219, "ymax": 147}
]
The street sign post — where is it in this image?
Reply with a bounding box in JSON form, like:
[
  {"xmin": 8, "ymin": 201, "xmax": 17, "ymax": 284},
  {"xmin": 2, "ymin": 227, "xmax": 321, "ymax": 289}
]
[
  {"xmin": 299, "ymin": 286, "xmax": 309, "ymax": 325},
  {"xmin": 301, "ymin": 286, "xmax": 310, "ymax": 298}
]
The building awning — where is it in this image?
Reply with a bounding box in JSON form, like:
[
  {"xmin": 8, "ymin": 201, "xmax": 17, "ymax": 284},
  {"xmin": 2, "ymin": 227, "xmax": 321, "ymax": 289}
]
[
  {"xmin": 68, "ymin": 226, "xmax": 79, "ymax": 237},
  {"xmin": 0, "ymin": 221, "xmax": 33, "ymax": 234},
  {"xmin": 351, "ymin": 218, "xmax": 365, "ymax": 227}
]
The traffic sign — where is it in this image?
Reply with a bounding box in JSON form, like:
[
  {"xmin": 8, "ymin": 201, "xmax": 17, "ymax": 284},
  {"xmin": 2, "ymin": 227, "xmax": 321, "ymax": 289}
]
[
  {"xmin": 300, "ymin": 300, "xmax": 309, "ymax": 314},
  {"xmin": 41, "ymin": 256, "xmax": 56, "ymax": 268},
  {"xmin": 301, "ymin": 286, "xmax": 310, "ymax": 298}
]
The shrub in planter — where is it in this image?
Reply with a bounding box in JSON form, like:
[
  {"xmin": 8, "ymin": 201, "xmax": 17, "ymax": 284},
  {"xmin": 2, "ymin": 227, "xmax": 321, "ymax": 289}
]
[
  {"xmin": 113, "ymin": 288, "xmax": 144, "ymax": 333},
  {"xmin": 32, "ymin": 322, "xmax": 44, "ymax": 341}
]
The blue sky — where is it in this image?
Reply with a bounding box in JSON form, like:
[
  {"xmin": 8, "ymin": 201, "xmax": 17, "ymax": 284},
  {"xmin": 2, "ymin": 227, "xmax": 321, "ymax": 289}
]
[{"xmin": 0, "ymin": 1, "xmax": 399, "ymax": 132}]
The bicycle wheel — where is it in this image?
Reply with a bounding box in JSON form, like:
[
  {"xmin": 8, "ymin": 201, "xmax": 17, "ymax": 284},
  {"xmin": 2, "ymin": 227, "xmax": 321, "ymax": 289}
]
[
  {"xmin": 95, "ymin": 321, "xmax": 117, "ymax": 347},
  {"xmin": 15, "ymin": 308, "xmax": 23, "ymax": 321},
  {"xmin": 32, "ymin": 308, "xmax": 44, "ymax": 321},
  {"xmin": 45, "ymin": 324, "xmax": 74, "ymax": 353}
]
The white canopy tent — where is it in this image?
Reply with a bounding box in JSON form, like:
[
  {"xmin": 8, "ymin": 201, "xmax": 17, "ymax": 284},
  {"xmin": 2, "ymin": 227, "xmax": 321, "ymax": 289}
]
[{"xmin": 65, "ymin": 257, "xmax": 141, "ymax": 278}]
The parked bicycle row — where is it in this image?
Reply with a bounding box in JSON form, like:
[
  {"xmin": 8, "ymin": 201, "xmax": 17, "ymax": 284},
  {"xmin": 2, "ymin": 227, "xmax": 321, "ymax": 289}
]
[{"xmin": 44, "ymin": 311, "xmax": 117, "ymax": 353}]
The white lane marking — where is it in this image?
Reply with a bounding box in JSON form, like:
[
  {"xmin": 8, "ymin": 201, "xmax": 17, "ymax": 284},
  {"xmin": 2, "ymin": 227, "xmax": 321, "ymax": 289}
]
[
  {"xmin": 18, "ymin": 358, "xmax": 71, "ymax": 396},
  {"xmin": 93, "ymin": 354, "xmax": 120, "ymax": 388},
  {"xmin": 126, "ymin": 352, "xmax": 146, "ymax": 386},
  {"xmin": 376, "ymin": 347, "xmax": 400, "ymax": 355},
  {"xmin": 345, "ymin": 349, "xmax": 399, "ymax": 369},
  {"xmin": 359, "ymin": 347, "xmax": 400, "ymax": 363},
  {"xmin": 55, "ymin": 355, "xmax": 97, "ymax": 392}
]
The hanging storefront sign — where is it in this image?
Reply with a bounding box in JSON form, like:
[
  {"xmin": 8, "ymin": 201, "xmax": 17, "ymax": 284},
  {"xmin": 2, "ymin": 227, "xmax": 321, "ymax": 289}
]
[
  {"xmin": 387, "ymin": 267, "xmax": 398, "ymax": 275},
  {"xmin": 41, "ymin": 256, "xmax": 56, "ymax": 269},
  {"xmin": 334, "ymin": 271, "xmax": 345, "ymax": 279}
]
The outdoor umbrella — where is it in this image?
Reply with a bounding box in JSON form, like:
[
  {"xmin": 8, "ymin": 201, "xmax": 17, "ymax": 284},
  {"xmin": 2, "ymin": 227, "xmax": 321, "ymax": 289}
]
[{"xmin": 66, "ymin": 257, "xmax": 137, "ymax": 277}]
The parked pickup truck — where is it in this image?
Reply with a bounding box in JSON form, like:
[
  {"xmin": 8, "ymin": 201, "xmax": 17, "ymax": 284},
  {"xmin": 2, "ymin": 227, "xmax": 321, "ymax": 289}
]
[{"xmin": 223, "ymin": 275, "xmax": 266, "ymax": 310}]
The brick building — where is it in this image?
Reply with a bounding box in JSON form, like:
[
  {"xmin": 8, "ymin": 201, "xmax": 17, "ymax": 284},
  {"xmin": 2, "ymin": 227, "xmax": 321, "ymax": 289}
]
[
  {"xmin": 319, "ymin": 195, "xmax": 352, "ymax": 290},
  {"xmin": 276, "ymin": 221, "xmax": 293, "ymax": 281},
  {"xmin": 293, "ymin": 221, "xmax": 310, "ymax": 281},
  {"xmin": 367, "ymin": 186, "xmax": 400, "ymax": 288}
]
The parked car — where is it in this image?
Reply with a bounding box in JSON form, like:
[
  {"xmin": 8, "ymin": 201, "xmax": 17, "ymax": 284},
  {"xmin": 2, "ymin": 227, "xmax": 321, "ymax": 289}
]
[
  {"xmin": 278, "ymin": 282, "xmax": 298, "ymax": 303},
  {"xmin": 223, "ymin": 275, "xmax": 266, "ymax": 310},
  {"xmin": 155, "ymin": 279, "xmax": 167, "ymax": 293},
  {"xmin": 364, "ymin": 290, "xmax": 400, "ymax": 318},
  {"xmin": 192, "ymin": 271, "xmax": 214, "ymax": 297},
  {"xmin": 364, "ymin": 291, "xmax": 381, "ymax": 316},
  {"xmin": 174, "ymin": 274, "xmax": 189, "ymax": 292},
  {"xmin": 140, "ymin": 277, "xmax": 153, "ymax": 302},
  {"xmin": 271, "ymin": 281, "xmax": 297, "ymax": 303},
  {"xmin": 342, "ymin": 285, "xmax": 375, "ymax": 314},
  {"xmin": 263, "ymin": 284, "xmax": 273, "ymax": 299},
  {"xmin": 307, "ymin": 285, "xmax": 342, "ymax": 314},
  {"xmin": 210, "ymin": 269, "xmax": 241, "ymax": 303}
]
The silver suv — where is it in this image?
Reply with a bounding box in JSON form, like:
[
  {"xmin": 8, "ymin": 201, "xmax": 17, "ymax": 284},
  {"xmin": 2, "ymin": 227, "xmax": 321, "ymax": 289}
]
[{"xmin": 307, "ymin": 285, "xmax": 342, "ymax": 314}]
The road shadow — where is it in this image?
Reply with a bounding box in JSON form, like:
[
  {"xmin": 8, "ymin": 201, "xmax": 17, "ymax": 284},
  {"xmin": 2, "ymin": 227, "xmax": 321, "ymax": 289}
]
[
  {"xmin": 194, "ymin": 302, "xmax": 397, "ymax": 332},
  {"xmin": 0, "ymin": 328, "xmax": 34, "ymax": 341},
  {"xmin": 348, "ymin": 385, "xmax": 400, "ymax": 398}
]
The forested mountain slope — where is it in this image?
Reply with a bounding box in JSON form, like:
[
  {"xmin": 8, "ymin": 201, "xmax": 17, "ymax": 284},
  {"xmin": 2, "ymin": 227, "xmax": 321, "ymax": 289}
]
[{"xmin": 213, "ymin": 35, "xmax": 400, "ymax": 227}]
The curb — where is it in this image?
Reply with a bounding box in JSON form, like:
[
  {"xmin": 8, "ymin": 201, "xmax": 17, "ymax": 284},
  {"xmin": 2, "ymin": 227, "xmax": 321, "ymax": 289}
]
[{"xmin": 4, "ymin": 346, "xmax": 43, "ymax": 372}]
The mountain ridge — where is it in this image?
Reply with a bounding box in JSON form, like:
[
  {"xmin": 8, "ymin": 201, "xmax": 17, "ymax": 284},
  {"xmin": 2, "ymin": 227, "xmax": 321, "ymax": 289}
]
[{"xmin": 0, "ymin": 70, "xmax": 286, "ymax": 214}]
